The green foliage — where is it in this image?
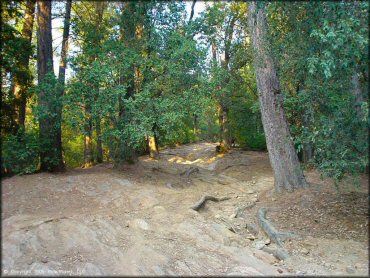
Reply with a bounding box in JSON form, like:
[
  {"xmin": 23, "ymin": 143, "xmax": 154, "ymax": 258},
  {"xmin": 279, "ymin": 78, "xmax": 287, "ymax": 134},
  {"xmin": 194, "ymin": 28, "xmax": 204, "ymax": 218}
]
[
  {"xmin": 2, "ymin": 129, "xmax": 39, "ymax": 175},
  {"xmin": 267, "ymin": 2, "xmax": 369, "ymax": 187}
]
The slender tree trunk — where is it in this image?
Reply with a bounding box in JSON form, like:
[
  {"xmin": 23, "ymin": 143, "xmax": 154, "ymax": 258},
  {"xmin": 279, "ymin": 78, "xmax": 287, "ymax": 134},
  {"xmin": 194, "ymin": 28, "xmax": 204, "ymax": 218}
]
[
  {"xmin": 37, "ymin": 0, "xmax": 64, "ymax": 171},
  {"xmin": 302, "ymin": 112, "xmax": 313, "ymax": 163},
  {"xmin": 13, "ymin": 0, "xmax": 36, "ymax": 131},
  {"xmin": 188, "ymin": 0, "xmax": 196, "ymax": 23},
  {"xmin": 58, "ymin": 0, "xmax": 71, "ymax": 90},
  {"xmin": 96, "ymin": 117, "xmax": 103, "ymax": 163},
  {"xmin": 56, "ymin": 0, "xmax": 72, "ymax": 168},
  {"xmin": 83, "ymin": 1, "xmax": 106, "ymax": 167},
  {"xmin": 83, "ymin": 107, "xmax": 93, "ymax": 167},
  {"xmin": 352, "ymin": 71, "xmax": 364, "ymax": 120},
  {"xmin": 248, "ymin": 2, "xmax": 307, "ymax": 192},
  {"xmin": 217, "ymin": 16, "xmax": 236, "ymax": 152},
  {"xmin": 148, "ymin": 123, "xmax": 159, "ymax": 159},
  {"xmin": 193, "ymin": 113, "xmax": 198, "ymax": 138}
]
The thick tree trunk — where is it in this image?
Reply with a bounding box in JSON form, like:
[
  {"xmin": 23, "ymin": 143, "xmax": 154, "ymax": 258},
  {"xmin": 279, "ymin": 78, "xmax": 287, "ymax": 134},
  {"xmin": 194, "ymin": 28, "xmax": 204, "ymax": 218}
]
[
  {"xmin": 248, "ymin": 2, "xmax": 307, "ymax": 192},
  {"xmin": 13, "ymin": 0, "xmax": 36, "ymax": 130},
  {"xmin": 37, "ymin": 0, "xmax": 64, "ymax": 171}
]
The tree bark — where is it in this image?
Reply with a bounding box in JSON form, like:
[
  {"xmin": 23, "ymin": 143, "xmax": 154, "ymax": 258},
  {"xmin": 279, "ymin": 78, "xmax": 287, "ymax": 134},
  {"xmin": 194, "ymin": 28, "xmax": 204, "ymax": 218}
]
[
  {"xmin": 58, "ymin": 0, "xmax": 71, "ymax": 89},
  {"xmin": 83, "ymin": 107, "xmax": 93, "ymax": 167},
  {"xmin": 302, "ymin": 110, "xmax": 313, "ymax": 163},
  {"xmin": 13, "ymin": 0, "xmax": 36, "ymax": 130},
  {"xmin": 56, "ymin": 0, "xmax": 72, "ymax": 167},
  {"xmin": 188, "ymin": 0, "xmax": 196, "ymax": 23},
  {"xmin": 248, "ymin": 2, "xmax": 307, "ymax": 192},
  {"xmin": 218, "ymin": 15, "xmax": 236, "ymax": 152},
  {"xmin": 352, "ymin": 71, "xmax": 364, "ymax": 120},
  {"xmin": 148, "ymin": 123, "xmax": 159, "ymax": 159},
  {"xmin": 37, "ymin": 0, "xmax": 64, "ymax": 171},
  {"xmin": 83, "ymin": 1, "xmax": 106, "ymax": 167},
  {"xmin": 96, "ymin": 116, "xmax": 103, "ymax": 163}
]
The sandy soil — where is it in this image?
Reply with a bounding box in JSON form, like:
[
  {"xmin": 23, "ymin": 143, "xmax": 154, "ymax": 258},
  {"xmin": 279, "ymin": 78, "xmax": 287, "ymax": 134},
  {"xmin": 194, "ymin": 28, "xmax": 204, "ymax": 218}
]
[{"xmin": 2, "ymin": 142, "xmax": 368, "ymax": 276}]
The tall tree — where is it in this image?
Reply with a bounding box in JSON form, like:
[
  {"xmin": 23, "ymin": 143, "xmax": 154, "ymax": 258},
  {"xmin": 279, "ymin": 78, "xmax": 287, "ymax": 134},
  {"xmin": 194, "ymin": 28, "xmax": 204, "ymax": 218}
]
[
  {"xmin": 37, "ymin": 0, "xmax": 64, "ymax": 171},
  {"xmin": 218, "ymin": 13, "xmax": 236, "ymax": 152},
  {"xmin": 248, "ymin": 2, "xmax": 307, "ymax": 192},
  {"xmin": 82, "ymin": 1, "xmax": 106, "ymax": 167},
  {"xmin": 13, "ymin": 0, "xmax": 36, "ymax": 130},
  {"xmin": 57, "ymin": 0, "xmax": 72, "ymax": 165}
]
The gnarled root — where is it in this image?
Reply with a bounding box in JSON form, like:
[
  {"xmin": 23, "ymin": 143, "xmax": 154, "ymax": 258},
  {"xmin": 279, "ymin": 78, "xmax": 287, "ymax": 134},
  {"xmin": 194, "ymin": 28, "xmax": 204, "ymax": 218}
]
[
  {"xmin": 191, "ymin": 195, "xmax": 231, "ymax": 211},
  {"xmin": 257, "ymin": 207, "xmax": 302, "ymax": 260}
]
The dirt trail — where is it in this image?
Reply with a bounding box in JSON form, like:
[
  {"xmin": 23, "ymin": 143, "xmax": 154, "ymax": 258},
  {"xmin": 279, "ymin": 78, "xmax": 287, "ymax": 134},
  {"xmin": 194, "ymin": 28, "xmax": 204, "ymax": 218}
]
[{"xmin": 2, "ymin": 143, "xmax": 368, "ymax": 276}]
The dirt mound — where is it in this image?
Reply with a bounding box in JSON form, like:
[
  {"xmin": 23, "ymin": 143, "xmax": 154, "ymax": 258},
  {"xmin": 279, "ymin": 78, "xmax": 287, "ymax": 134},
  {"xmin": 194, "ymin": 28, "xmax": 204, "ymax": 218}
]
[{"xmin": 2, "ymin": 143, "xmax": 368, "ymax": 276}]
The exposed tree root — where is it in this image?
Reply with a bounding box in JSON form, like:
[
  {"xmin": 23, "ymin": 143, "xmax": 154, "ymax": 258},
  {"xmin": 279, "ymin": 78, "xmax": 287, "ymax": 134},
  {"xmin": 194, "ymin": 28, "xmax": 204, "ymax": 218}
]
[
  {"xmin": 261, "ymin": 246, "xmax": 289, "ymax": 261},
  {"xmin": 257, "ymin": 207, "xmax": 301, "ymax": 247},
  {"xmin": 191, "ymin": 195, "xmax": 231, "ymax": 211},
  {"xmin": 257, "ymin": 207, "xmax": 302, "ymax": 261},
  {"xmin": 181, "ymin": 167, "xmax": 199, "ymax": 178},
  {"xmin": 222, "ymin": 163, "xmax": 250, "ymax": 171}
]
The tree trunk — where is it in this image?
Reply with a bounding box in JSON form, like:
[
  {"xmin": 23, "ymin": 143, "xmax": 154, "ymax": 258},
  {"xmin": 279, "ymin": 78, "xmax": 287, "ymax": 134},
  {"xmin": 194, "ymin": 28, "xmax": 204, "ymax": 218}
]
[
  {"xmin": 148, "ymin": 122, "xmax": 159, "ymax": 160},
  {"xmin": 248, "ymin": 2, "xmax": 307, "ymax": 192},
  {"xmin": 83, "ymin": 108, "xmax": 93, "ymax": 167},
  {"xmin": 302, "ymin": 111, "xmax": 313, "ymax": 163},
  {"xmin": 193, "ymin": 113, "xmax": 198, "ymax": 139},
  {"xmin": 352, "ymin": 71, "xmax": 364, "ymax": 120},
  {"xmin": 188, "ymin": 0, "xmax": 196, "ymax": 23},
  {"xmin": 58, "ymin": 0, "xmax": 71, "ymax": 89},
  {"xmin": 37, "ymin": 0, "xmax": 64, "ymax": 171},
  {"xmin": 56, "ymin": 0, "xmax": 72, "ymax": 168},
  {"xmin": 82, "ymin": 1, "xmax": 106, "ymax": 167},
  {"xmin": 218, "ymin": 15, "xmax": 236, "ymax": 152},
  {"xmin": 13, "ymin": 0, "xmax": 36, "ymax": 130},
  {"xmin": 96, "ymin": 116, "xmax": 103, "ymax": 163}
]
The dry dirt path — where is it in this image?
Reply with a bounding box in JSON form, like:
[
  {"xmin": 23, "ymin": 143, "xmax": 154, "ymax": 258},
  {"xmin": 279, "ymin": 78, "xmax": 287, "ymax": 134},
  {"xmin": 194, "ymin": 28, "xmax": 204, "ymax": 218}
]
[{"xmin": 2, "ymin": 143, "xmax": 368, "ymax": 276}]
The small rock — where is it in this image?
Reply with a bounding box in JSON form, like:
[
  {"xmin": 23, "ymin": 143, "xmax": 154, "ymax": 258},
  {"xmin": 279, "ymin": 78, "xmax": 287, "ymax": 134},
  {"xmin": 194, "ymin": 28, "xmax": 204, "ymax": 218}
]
[
  {"xmin": 255, "ymin": 241, "xmax": 265, "ymax": 250},
  {"xmin": 246, "ymin": 223, "xmax": 258, "ymax": 235},
  {"xmin": 215, "ymin": 214, "xmax": 221, "ymax": 219},
  {"xmin": 277, "ymin": 268, "xmax": 283, "ymax": 273},
  {"xmin": 230, "ymin": 241, "xmax": 238, "ymax": 247},
  {"xmin": 229, "ymin": 213, "xmax": 237, "ymax": 219},
  {"xmin": 300, "ymin": 248, "xmax": 309, "ymax": 255},
  {"xmin": 346, "ymin": 266, "xmax": 355, "ymax": 274},
  {"xmin": 247, "ymin": 189, "xmax": 254, "ymax": 194},
  {"xmin": 264, "ymin": 238, "xmax": 271, "ymax": 245},
  {"xmin": 296, "ymin": 270, "xmax": 306, "ymax": 275},
  {"xmin": 354, "ymin": 263, "xmax": 362, "ymax": 269},
  {"xmin": 246, "ymin": 234, "xmax": 255, "ymax": 240},
  {"xmin": 166, "ymin": 183, "xmax": 173, "ymax": 189},
  {"xmin": 271, "ymin": 197, "xmax": 276, "ymax": 201},
  {"xmin": 41, "ymin": 257, "xmax": 48, "ymax": 263},
  {"xmin": 252, "ymin": 180, "xmax": 256, "ymax": 185},
  {"xmin": 251, "ymin": 197, "xmax": 259, "ymax": 202}
]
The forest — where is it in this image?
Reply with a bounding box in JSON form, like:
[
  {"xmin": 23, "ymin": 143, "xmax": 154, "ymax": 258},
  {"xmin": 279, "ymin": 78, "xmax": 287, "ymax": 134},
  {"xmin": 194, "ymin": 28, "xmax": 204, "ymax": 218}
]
[{"xmin": 1, "ymin": 0, "xmax": 369, "ymax": 276}]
